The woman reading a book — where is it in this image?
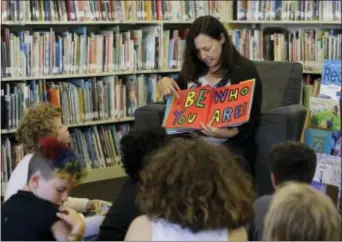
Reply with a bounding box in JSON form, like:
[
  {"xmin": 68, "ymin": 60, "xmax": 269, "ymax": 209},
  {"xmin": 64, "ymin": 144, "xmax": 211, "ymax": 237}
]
[{"xmin": 157, "ymin": 15, "xmax": 262, "ymax": 175}]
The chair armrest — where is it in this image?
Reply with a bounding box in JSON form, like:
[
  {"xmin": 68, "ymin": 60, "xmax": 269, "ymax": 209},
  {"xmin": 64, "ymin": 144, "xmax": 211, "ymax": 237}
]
[{"xmin": 255, "ymin": 104, "xmax": 307, "ymax": 196}]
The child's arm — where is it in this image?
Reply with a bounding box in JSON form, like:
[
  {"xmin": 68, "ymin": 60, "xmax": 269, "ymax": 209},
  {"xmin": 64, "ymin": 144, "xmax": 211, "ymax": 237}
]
[
  {"xmin": 51, "ymin": 220, "xmax": 71, "ymax": 241},
  {"xmin": 64, "ymin": 197, "xmax": 90, "ymax": 213},
  {"xmin": 51, "ymin": 208, "xmax": 85, "ymax": 241}
]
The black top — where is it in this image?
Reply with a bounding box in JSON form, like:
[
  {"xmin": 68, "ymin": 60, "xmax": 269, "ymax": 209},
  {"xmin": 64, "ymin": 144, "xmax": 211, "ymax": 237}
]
[
  {"xmin": 98, "ymin": 177, "xmax": 141, "ymax": 241},
  {"xmin": 1, "ymin": 190, "xmax": 59, "ymax": 241},
  {"xmin": 177, "ymin": 57, "xmax": 263, "ymax": 173}
]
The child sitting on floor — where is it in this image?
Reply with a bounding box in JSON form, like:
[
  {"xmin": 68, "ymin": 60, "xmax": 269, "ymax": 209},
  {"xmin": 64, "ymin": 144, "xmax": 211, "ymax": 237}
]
[
  {"xmin": 263, "ymin": 182, "xmax": 341, "ymax": 241},
  {"xmin": 98, "ymin": 127, "xmax": 169, "ymax": 241},
  {"xmin": 249, "ymin": 141, "xmax": 317, "ymax": 241},
  {"xmin": 1, "ymin": 137, "xmax": 87, "ymax": 241},
  {"xmin": 4, "ymin": 103, "xmax": 107, "ymax": 239},
  {"xmin": 125, "ymin": 138, "xmax": 255, "ymax": 241}
]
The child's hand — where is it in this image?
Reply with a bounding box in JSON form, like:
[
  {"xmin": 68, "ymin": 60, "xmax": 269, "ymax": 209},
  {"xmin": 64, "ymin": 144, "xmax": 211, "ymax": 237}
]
[
  {"xmin": 57, "ymin": 207, "xmax": 85, "ymax": 236},
  {"xmin": 86, "ymin": 200, "xmax": 100, "ymax": 211},
  {"xmin": 86, "ymin": 200, "xmax": 111, "ymax": 215}
]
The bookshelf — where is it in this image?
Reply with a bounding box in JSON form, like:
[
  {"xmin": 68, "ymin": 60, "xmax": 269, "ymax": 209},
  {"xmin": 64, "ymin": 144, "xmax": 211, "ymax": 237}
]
[{"xmin": 1, "ymin": 0, "xmax": 341, "ymax": 191}]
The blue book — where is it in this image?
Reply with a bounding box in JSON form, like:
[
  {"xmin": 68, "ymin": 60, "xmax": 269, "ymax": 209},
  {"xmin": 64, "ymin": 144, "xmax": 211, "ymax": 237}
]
[
  {"xmin": 304, "ymin": 128, "xmax": 342, "ymax": 157},
  {"xmin": 304, "ymin": 128, "xmax": 334, "ymax": 155},
  {"xmin": 331, "ymin": 131, "xmax": 342, "ymax": 157},
  {"xmin": 320, "ymin": 59, "xmax": 342, "ymax": 101}
]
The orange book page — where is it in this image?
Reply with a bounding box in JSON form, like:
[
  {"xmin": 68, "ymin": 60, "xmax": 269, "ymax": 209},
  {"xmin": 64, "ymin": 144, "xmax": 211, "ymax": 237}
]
[
  {"xmin": 207, "ymin": 79, "xmax": 255, "ymax": 128},
  {"xmin": 163, "ymin": 86, "xmax": 212, "ymax": 129}
]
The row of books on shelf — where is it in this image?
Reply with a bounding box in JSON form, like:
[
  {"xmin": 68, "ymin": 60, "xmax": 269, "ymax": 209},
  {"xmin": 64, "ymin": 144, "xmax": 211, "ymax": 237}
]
[
  {"xmin": 302, "ymin": 59, "xmax": 341, "ymax": 209},
  {"xmin": 304, "ymin": 97, "xmax": 341, "ymax": 208},
  {"xmin": 1, "ymin": 123, "xmax": 132, "ymax": 183},
  {"xmin": 1, "ymin": 26, "xmax": 163, "ymax": 78},
  {"xmin": 1, "ymin": 73, "xmax": 167, "ymax": 130},
  {"xmin": 3, "ymin": 0, "xmax": 341, "ymax": 24},
  {"xmin": 235, "ymin": 0, "xmax": 341, "ymax": 21},
  {"xmin": 229, "ymin": 28, "xmax": 342, "ymax": 71},
  {"xmin": 2, "ymin": 26, "xmax": 342, "ymax": 79},
  {"xmin": 1, "ymin": 0, "xmax": 230, "ymax": 22}
]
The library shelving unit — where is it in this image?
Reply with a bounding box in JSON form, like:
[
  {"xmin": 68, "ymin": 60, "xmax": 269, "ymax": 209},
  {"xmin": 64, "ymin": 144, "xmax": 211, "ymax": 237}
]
[
  {"xmin": 1, "ymin": 0, "xmax": 341, "ymax": 193},
  {"xmin": 0, "ymin": 0, "xmax": 235, "ymax": 195}
]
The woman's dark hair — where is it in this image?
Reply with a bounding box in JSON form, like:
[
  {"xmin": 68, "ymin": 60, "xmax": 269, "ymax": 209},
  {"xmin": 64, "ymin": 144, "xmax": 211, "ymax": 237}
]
[
  {"xmin": 179, "ymin": 15, "xmax": 243, "ymax": 83},
  {"xmin": 139, "ymin": 138, "xmax": 255, "ymax": 232},
  {"xmin": 120, "ymin": 127, "xmax": 168, "ymax": 180}
]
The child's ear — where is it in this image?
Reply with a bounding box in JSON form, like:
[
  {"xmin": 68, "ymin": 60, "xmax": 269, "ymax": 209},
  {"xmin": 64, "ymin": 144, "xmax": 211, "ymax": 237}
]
[
  {"xmin": 220, "ymin": 33, "xmax": 225, "ymax": 44},
  {"xmin": 29, "ymin": 173, "xmax": 41, "ymax": 190}
]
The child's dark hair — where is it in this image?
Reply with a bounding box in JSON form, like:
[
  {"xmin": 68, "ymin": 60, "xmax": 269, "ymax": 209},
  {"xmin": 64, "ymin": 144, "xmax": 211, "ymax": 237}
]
[
  {"xmin": 268, "ymin": 141, "xmax": 317, "ymax": 185},
  {"xmin": 27, "ymin": 137, "xmax": 87, "ymax": 183},
  {"xmin": 120, "ymin": 127, "xmax": 168, "ymax": 180}
]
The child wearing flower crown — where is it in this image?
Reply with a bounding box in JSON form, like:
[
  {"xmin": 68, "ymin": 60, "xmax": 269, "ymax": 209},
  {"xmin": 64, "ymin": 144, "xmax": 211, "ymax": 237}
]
[{"xmin": 2, "ymin": 137, "xmax": 87, "ymax": 241}]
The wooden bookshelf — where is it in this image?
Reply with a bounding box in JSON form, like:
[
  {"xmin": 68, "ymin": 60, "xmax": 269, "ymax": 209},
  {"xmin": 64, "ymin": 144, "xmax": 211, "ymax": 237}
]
[
  {"xmin": 81, "ymin": 165, "xmax": 127, "ymax": 184},
  {"xmin": 1, "ymin": 117, "xmax": 135, "ymax": 134},
  {"xmin": 1, "ymin": 20, "xmax": 196, "ymax": 26},
  {"xmin": 0, "ymin": 68, "xmax": 323, "ymax": 82},
  {"xmin": 2, "ymin": 20, "xmax": 341, "ymax": 26},
  {"xmin": 229, "ymin": 20, "xmax": 341, "ymax": 25},
  {"xmin": 0, "ymin": 165, "xmax": 127, "ymax": 196},
  {"xmin": 1, "ymin": 69, "xmax": 181, "ymax": 82}
]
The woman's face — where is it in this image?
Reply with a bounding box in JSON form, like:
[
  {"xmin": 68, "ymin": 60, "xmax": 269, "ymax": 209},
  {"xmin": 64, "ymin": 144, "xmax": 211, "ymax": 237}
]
[
  {"xmin": 194, "ymin": 34, "xmax": 224, "ymax": 69},
  {"xmin": 52, "ymin": 117, "xmax": 70, "ymax": 144}
]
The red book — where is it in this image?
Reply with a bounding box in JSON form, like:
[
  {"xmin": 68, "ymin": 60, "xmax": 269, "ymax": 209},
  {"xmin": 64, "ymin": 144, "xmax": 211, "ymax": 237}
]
[{"xmin": 162, "ymin": 79, "xmax": 255, "ymax": 132}]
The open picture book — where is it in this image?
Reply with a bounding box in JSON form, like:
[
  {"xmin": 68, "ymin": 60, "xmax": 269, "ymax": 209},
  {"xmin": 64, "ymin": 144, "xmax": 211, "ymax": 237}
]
[{"xmin": 162, "ymin": 79, "xmax": 255, "ymax": 134}]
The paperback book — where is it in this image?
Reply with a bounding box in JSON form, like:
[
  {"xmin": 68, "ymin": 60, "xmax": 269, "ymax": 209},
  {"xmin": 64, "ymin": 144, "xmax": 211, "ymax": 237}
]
[
  {"xmin": 319, "ymin": 60, "xmax": 342, "ymax": 102},
  {"xmin": 313, "ymin": 153, "xmax": 341, "ymax": 191},
  {"xmin": 304, "ymin": 128, "xmax": 342, "ymax": 157},
  {"xmin": 309, "ymin": 97, "xmax": 340, "ymax": 130}
]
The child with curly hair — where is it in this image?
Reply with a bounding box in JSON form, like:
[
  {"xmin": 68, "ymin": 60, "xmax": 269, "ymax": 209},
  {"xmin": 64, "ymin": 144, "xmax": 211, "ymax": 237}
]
[
  {"xmin": 2, "ymin": 137, "xmax": 87, "ymax": 241},
  {"xmin": 125, "ymin": 138, "xmax": 255, "ymax": 241},
  {"xmin": 98, "ymin": 127, "xmax": 169, "ymax": 241},
  {"xmin": 4, "ymin": 103, "xmax": 104, "ymax": 239}
]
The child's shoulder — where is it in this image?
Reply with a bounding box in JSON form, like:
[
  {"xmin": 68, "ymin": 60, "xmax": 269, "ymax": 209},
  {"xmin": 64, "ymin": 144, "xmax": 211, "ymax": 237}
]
[
  {"xmin": 3, "ymin": 190, "xmax": 59, "ymax": 219},
  {"xmin": 2, "ymin": 190, "xmax": 59, "ymax": 241}
]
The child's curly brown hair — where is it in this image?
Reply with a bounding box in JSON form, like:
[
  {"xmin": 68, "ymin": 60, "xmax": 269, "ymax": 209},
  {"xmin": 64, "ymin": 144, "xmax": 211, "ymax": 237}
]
[
  {"xmin": 16, "ymin": 103, "xmax": 61, "ymax": 153},
  {"xmin": 138, "ymin": 138, "xmax": 255, "ymax": 232}
]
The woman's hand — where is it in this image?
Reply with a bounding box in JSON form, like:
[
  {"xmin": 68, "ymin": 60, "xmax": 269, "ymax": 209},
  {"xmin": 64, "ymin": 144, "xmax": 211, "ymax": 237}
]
[
  {"xmin": 56, "ymin": 207, "xmax": 85, "ymax": 237},
  {"xmin": 200, "ymin": 122, "xmax": 239, "ymax": 139},
  {"xmin": 157, "ymin": 77, "xmax": 180, "ymax": 98}
]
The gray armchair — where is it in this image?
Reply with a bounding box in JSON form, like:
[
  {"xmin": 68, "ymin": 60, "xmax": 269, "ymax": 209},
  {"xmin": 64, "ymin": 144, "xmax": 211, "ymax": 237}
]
[{"xmin": 134, "ymin": 61, "xmax": 307, "ymax": 197}]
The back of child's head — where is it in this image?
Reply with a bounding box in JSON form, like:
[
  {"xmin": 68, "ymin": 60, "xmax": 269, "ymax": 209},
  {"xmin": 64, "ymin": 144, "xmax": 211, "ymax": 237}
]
[
  {"xmin": 263, "ymin": 182, "xmax": 341, "ymax": 241},
  {"xmin": 16, "ymin": 103, "xmax": 62, "ymax": 153},
  {"xmin": 27, "ymin": 136, "xmax": 87, "ymax": 185},
  {"xmin": 139, "ymin": 138, "xmax": 255, "ymax": 233},
  {"xmin": 268, "ymin": 141, "xmax": 317, "ymax": 185},
  {"xmin": 120, "ymin": 127, "xmax": 168, "ymax": 180}
]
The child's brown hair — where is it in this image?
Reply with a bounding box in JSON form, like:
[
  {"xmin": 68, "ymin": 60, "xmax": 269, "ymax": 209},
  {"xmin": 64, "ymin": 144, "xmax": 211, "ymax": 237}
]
[
  {"xmin": 139, "ymin": 138, "xmax": 255, "ymax": 232},
  {"xmin": 16, "ymin": 103, "xmax": 61, "ymax": 153}
]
